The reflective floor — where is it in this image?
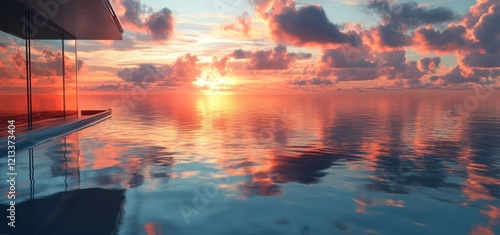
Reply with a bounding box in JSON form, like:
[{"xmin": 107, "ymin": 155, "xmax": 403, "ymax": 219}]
[{"xmin": 1, "ymin": 91, "xmax": 500, "ymax": 235}]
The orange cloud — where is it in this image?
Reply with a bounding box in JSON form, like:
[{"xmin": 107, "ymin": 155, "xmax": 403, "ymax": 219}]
[{"xmin": 222, "ymin": 12, "xmax": 253, "ymax": 37}]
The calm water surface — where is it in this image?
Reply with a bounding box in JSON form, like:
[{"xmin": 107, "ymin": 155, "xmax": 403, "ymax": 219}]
[{"xmin": 1, "ymin": 91, "xmax": 500, "ymax": 235}]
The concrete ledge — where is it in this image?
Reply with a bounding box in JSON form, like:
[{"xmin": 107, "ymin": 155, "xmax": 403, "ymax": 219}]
[
  {"xmin": 0, "ymin": 109, "xmax": 111, "ymax": 157},
  {"xmin": 81, "ymin": 110, "xmax": 109, "ymax": 116}
]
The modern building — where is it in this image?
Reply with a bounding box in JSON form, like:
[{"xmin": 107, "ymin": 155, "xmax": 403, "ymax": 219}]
[{"xmin": 0, "ymin": 0, "xmax": 122, "ymax": 148}]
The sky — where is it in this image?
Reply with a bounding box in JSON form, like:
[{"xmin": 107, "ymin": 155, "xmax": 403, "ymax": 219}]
[{"xmin": 66, "ymin": 0, "xmax": 500, "ymax": 92}]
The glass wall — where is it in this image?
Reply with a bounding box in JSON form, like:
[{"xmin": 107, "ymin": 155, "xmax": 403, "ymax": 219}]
[
  {"xmin": 30, "ymin": 39, "xmax": 65, "ymax": 123},
  {"xmin": 0, "ymin": 0, "xmax": 79, "ymax": 133},
  {"xmin": 64, "ymin": 40, "xmax": 78, "ymax": 117},
  {"xmin": 0, "ymin": 30, "xmax": 28, "ymax": 127}
]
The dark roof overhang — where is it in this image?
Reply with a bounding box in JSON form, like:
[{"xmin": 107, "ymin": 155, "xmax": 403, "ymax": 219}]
[{"xmin": 1, "ymin": 0, "xmax": 123, "ymax": 40}]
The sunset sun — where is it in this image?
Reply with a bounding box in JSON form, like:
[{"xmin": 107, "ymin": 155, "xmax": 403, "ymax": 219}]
[{"xmin": 194, "ymin": 70, "xmax": 227, "ymax": 90}]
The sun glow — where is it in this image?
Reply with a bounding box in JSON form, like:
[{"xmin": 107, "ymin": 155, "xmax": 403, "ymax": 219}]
[{"xmin": 194, "ymin": 70, "xmax": 227, "ymax": 91}]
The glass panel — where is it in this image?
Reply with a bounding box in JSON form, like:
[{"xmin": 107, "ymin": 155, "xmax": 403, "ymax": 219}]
[
  {"xmin": 0, "ymin": 29, "xmax": 28, "ymax": 133},
  {"xmin": 64, "ymin": 39, "xmax": 78, "ymax": 117},
  {"xmin": 30, "ymin": 38, "xmax": 64, "ymax": 123}
]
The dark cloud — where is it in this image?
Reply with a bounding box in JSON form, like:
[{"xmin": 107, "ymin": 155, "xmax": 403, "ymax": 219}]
[
  {"xmin": 429, "ymin": 66, "xmax": 497, "ymax": 85},
  {"xmin": 365, "ymin": 0, "xmax": 458, "ymax": 49},
  {"xmin": 365, "ymin": 24, "xmax": 412, "ymax": 49},
  {"xmin": 84, "ymin": 83, "xmax": 134, "ymax": 91},
  {"xmin": 463, "ymin": 0, "xmax": 498, "ymax": 28},
  {"xmin": 116, "ymin": 0, "xmax": 175, "ymax": 41},
  {"xmin": 121, "ymin": 0, "xmax": 143, "ymax": 26},
  {"xmin": 270, "ymin": 5, "xmax": 361, "ymax": 47},
  {"xmin": 366, "ymin": 0, "xmax": 458, "ymax": 27},
  {"xmin": 289, "ymin": 78, "xmax": 334, "ymax": 86},
  {"xmin": 377, "ymin": 51, "xmax": 439, "ymax": 80},
  {"xmin": 470, "ymin": 3, "xmax": 500, "ymax": 54},
  {"xmin": 316, "ymin": 48, "xmax": 440, "ymax": 83},
  {"xmin": 417, "ymin": 57, "xmax": 441, "ymax": 73},
  {"xmin": 327, "ymin": 68, "xmax": 380, "ymax": 81},
  {"xmin": 460, "ymin": 52, "xmax": 500, "ymax": 68},
  {"xmin": 117, "ymin": 64, "xmax": 169, "ymax": 83},
  {"xmin": 321, "ymin": 47, "xmax": 376, "ymax": 68},
  {"xmin": 252, "ymin": 0, "xmax": 360, "ymax": 47},
  {"xmin": 316, "ymin": 57, "xmax": 380, "ymax": 82},
  {"xmin": 145, "ymin": 8, "xmax": 174, "ymax": 41},
  {"xmin": 412, "ymin": 0, "xmax": 499, "ymax": 70},
  {"xmin": 455, "ymin": 0, "xmax": 500, "ymax": 69},
  {"xmin": 116, "ymin": 53, "xmax": 201, "ymax": 85},
  {"xmin": 230, "ymin": 45, "xmax": 311, "ymax": 70},
  {"xmin": 31, "ymin": 50, "xmax": 63, "ymax": 78},
  {"xmin": 291, "ymin": 52, "xmax": 312, "ymax": 60},
  {"xmin": 317, "ymin": 48, "xmax": 376, "ymax": 81},
  {"xmin": 230, "ymin": 49, "xmax": 253, "ymax": 59},
  {"xmin": 413, "ymin": 25, "xmax": 469, "ymax": 52}
]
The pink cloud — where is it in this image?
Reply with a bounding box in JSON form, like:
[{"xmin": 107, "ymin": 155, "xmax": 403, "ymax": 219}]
[
  {"xmin": 116, "ymin": 53, "xmax": 202, "ymax": 86},
  {"xmin": 223, "ymin": 12, "xmax": 253, "ymax": 37},
  {"xmin": 111, "ymin": 0, "xmax": 175, "ymax": 41}
]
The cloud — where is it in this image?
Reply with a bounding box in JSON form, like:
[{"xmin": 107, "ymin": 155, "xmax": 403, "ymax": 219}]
[
  {"xmin": 319, "ymin": 67, "xmax": 380, "ymax": 81},
  {"xmin": 0, "ymin": 42, "xmax": 7, "ymax": 53},
  {"xmin": 429, "ymin": 66, "xmax": 498, "ymax": 85},
  {"xmin": 364, "ymin": 24, "xmax": 412, "ymax": 49},
  {"xmin": 30, "ymin": 50, "xmax": 63, "ymax": 86},
  {"xmin": 463, "ymin": 0, "xmax": 498, "ymax": 28},
  {"xmin": 117, "ymin": 64, "xmax": 169, "ymax": 83},
  {"xmin": 83, "ymin": 83, "xmax": 136, "ymax": 91},
  {"xmin": 417, "ymin": 57, "xmax": 441, "ymax": 73},
  {"xmin": 378, "ymin": 51, "xmax": 441, "ymax": 80},
  {"xmin": 230, "ymin": 49, "xmax": 253, "ymax": 59},
  {"xmin": 364, "ymin": 0, "xmax": 458, "ymax": 49},
  {"xmin": 270, "ymin": 5, "xmax": 360, "ymax": 47},
  {"xmin": 33, "ymin": 50, "xmax": 62, "ymax": 76},
  {"xmin": 230, "ymin": 45, "xmax": 311, "ymax": 70},
  {"xmin": 116, "ymin": 53, "xmax": 201, "ymax": 85},
  {"xmin": 460, "ymin": 51, "xmax": 500, "ymax": 68},
  {"xmin": 113, "ymin": 0, "xmax": 174, "ymax": 41},
  {"xmin": 146, "ymin": 8, "xmax": 175, "ymax": 41},
  {"xmin": 316, "ymin": 47, "xmax": 441, "ymax": 83},
  {"xmin": 121, "ymin": 0, "xmax": 143, "ymax": 27},
  {"xmin": 366, "ymin": 0, "xmax": 458, "ymax": 27},
  {"xmin": 0, "ymin": 48, "xmax": 84, "ymax": 83},
  {"xmin": 321, "ymin": 47, "xmax": 376, "ymax": 68},
  {"xmin": 223, "ymin": 12, "xmax": 253, "ymax": 37},
  {"xmin": 8, "ymin": 49, "xmax": 26, "ymax": 78},
  {"xmin": 469, "ymin": 2, "xmax": 500, "ymax": 54},
  {"xmin": 252, "ymin": 0, "xmax": 360, "ymax": 47},
  {"xmin": 212, "ymin": 56, "xmax": 229, "ymax": 76},
  {"xmin": 412, "ymin": 0, "xmax": 499, "ymax": 69},
  {"xmin": 288, "ymin": 78, "xmax": 335, "ymax": 86},
  {"xmin": 170, "ymin": 53, "xmax": 201, "ymax": 82},
  {"xmin": 413, "ymin": 25, "xmax": 469, "ymax": 53}
]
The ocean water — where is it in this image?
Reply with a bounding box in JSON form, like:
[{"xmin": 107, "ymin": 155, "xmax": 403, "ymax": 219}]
[{"xmin": 1, "ymin": 91, "xmax": 500, "ymax": 235}]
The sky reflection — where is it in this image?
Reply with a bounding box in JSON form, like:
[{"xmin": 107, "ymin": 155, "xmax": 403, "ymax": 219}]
[{"xmin": 1, "ymin": 91, "xmax": 499, "ymax": 234}]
